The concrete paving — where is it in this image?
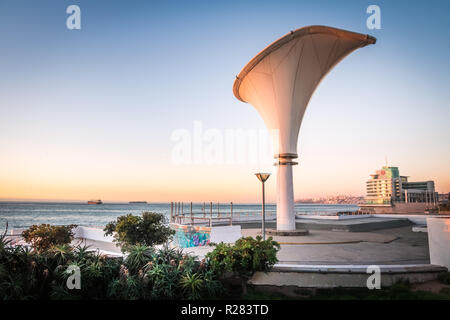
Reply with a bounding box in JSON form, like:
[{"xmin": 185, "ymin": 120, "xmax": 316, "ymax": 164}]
[
  {"xmin": 231, "ymin": 217, "xmax": 413, "ymax": 232},
  {"xmin": 294, "ymin": 217, "xmax": 413, "ymax": 232},
  {"xmin": 183, "ymin": 226, "xmax": 430, "ymax": 265}
]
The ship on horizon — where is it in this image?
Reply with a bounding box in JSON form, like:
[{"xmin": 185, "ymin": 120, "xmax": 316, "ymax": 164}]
[{"xmin": 87, "ymin": 199, "xmax": 102, "ymax": 205}]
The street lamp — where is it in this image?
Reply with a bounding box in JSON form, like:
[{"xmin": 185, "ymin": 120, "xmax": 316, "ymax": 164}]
[{"xmin": 255, "ymin": 173, "xmax": 271, "ymax": 240}]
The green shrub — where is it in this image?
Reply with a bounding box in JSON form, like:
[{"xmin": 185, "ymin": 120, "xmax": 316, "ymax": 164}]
[
  {"xmin": 180, "ymin": 272, "xmax": 204, "ymax": 300},
  {"xmin": 206, "ymin": 236, "xmax": 280, "ymax": 278},
  {"xmin": 22, "ymin": 224, "xmax": 77, "ymax": 252},
  {"xmin": 104, "ymin": 212, "xmax": 174, "ymax": 251},
  {"xmin": 205, "ymin": 236, "xmax": 279, "ymax": 296},
  {"xmin": 107, "ymin": 245, "xmax": 223, "ymax": 300},
  {"xmin": 438, "ymin": 272, "xmax": 450, "ymax": 285},
  {"xmin": 124, "ymin": 244, "xmax": 154, "ymax": 274},
  {"xmin": 49, "ymin": 245, "xmax": 123, "ymax": 300},
  {"xmin": 1, "ymin": 222, "xmax": 223, "ymax": 300}
]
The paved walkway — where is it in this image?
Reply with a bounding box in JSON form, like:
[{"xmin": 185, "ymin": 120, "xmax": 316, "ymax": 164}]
[{"xmin": 183, "ymin": 226, "xmax": 430, "ymax": 265}]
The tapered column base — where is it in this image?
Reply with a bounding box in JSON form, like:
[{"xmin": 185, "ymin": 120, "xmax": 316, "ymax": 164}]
[{"xmin": 276, "ymin": 155, "xmax": 297, "ymax": 231}]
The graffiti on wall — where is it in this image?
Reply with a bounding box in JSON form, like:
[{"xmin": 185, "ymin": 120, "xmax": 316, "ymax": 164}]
[{"xmin": 171, "ymin": 224, "xmax": 211, "ymax": 248}]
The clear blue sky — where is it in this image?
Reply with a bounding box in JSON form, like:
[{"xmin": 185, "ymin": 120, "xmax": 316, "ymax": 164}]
[{"xmin": 0, "ymin": 0, "xmax": 449, "ymax": 202}]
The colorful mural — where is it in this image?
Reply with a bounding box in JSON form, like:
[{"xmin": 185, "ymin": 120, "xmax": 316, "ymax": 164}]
[{"xmin": 171, "ymin": 224, "xmax": 211, "ymax": 248}]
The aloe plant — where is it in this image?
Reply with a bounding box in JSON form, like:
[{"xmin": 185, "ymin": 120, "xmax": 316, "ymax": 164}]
[
  {"xmin": 125, "ymin": 244, "xmax": 154, "ymax": 274},
  {"xmin": 180, "ymin": 272, "xmax": 204, "ymax": 300},
  {"xmin": 50, "ymin": 244, "xmax": 74, "ymax": 266}
]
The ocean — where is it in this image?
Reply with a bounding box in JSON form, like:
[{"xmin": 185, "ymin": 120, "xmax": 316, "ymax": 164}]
[{"xmin": 0, "ymin": 201, "xmax": 359, "ymax": 232}]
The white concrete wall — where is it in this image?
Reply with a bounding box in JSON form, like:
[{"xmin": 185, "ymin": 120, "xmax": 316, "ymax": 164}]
[
  {"xmin": 370, "ymin": 203, "xmax": 429, "ymax": 214},
  {"xmin": 249, "ymin": 270, "xmax": 444, "ymax": 288},
  {"xmin": 210, "ymin": 225, "xmax": 241, "ymax": 243},
  {"xmin": 74, "ymin": 226, "xmax": 115, "ymax": 243},
  {"xmin": 249, "ymin": 264, "xmax": 447, "ymax": 288},
  {"xmin": 9, "ymin": 228, "xmax": 27, "ymax": 236},
  {"xmin": 427, "ymin": 217, "xmax": 450, "ymax": 269},
  {"xmin": 296, "ymin": 215, "xmax": 370, "ymax": 220},
  {"xmin": 296, "ymin": 213, "xmax": 450, "ymax": 225},
  {"xmin": 412, "ymin": 226, "xmax": 427, "ymax": 233},
  {"xmin": 373, "ymin": 214, "xmax": 450, "ymax": 225},
  {"xmin": 372, "ymin": 214, "xmax": 427, "ymax": 225},
  {"xmin": 75, "ymin": 225, "xmax": 242, "ymax": 246}
]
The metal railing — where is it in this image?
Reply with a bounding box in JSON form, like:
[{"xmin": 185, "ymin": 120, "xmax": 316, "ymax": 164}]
[{"xmin": 170, "ymin": 202, "xmax": 234, "ymax": 226}]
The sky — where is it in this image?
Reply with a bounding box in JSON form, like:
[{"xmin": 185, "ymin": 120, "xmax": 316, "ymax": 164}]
[{"xmin": 0, "ymin": 0, "xmax": 449, "ymax": 203}]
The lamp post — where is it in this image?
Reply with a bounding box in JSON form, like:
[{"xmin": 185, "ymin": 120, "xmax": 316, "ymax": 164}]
[{"xmin": 255, "ymin": 173, "xmax": 271, "ymax": 240}]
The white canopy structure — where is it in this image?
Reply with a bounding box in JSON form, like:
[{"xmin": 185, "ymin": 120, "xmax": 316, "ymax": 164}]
[{"xmin": 233, "ymin": 25, "xmax": 376, "ymax": 231}]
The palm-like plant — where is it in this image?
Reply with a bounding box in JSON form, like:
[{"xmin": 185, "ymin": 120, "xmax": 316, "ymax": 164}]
[
  {"xmin": 73, "ymin": 244, "xmax": 94, "ymax": 262},
  {"xmin": 146, "ymin": 263, "xmax": 165, "ymax": 280},
  {"xmin": 178, "ymin": 254, "xmax": 198, "ymax": 274},
  {"xmin": 202, "ymin": 269, "xmax": 223, "ymax": 297},
  {"xmin": 125, "ymin": 244, "xmax": 154, "ymax": 274},
  {"xmin": 180, "ymin": 272, "xmax": 204, "ymax": 300},
  {"xmin": 1, "ymin": 275, "xmax": 24, "ymax": 299},
  {"xmin": 153, "ymin": 244, "xmax": 183, "ymax": 265},
  {"xmin": 0, "ymin": 222, "xmax": 12, "ymax": 251},
  {"xmin": 49, "ymin": 283, "xmax": 79, "ymax": 300},
  {"xmin": 50, "ymin": 244, "xmax": 74, "ymax": 266}
]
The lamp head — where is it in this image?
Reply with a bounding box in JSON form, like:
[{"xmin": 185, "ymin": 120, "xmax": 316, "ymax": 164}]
[{"xmin": 255, "ymin": 172, "xmax": 271, "ymax": 183}]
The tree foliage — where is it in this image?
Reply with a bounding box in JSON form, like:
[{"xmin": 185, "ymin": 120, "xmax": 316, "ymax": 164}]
[
  {"xmin": 104, "ymin": 212, "xmax": 174, "ymax": 251},
  {"xmin": 22, "ymin": 224, "xmax": 77, "ymax": 252}
]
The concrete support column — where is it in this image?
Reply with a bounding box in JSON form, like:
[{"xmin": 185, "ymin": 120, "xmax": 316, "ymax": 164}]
[{"xmin": 275, "ymin": 154, "xmax": 297, "ymax": 231}]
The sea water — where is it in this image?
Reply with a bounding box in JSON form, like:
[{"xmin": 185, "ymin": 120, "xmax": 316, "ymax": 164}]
[{"xmin": 0, "ymin": 201, "xmax": 358, "ymax": 232}]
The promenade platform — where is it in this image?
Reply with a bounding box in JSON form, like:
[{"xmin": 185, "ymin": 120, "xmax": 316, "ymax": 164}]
[
  {"xmin": 184, "ymin": 226, "xmax": 430, "ymax": 265},
  {"xmin": 230, "ymin": 216, "xmax": 413, "ymax": 232}
]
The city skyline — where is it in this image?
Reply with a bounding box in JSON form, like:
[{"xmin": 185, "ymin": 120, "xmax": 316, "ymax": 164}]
[{"xmin": 1, "ymin": 1, "xmax": 449, "ymax": 203}]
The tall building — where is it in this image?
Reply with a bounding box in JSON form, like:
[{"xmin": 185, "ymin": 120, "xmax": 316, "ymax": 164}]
[
  {"xmin": 366, "ymin": 166, "xmax": 400, "ymax": 205},
  {"xmin": 365, "ymin": 166, "xmax": 436, "ymax": 205}
]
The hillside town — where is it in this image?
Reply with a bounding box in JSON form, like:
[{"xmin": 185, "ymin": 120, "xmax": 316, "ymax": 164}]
[{"xmin": 295, "ymin": 195, "xmax": 365, "ymax": 205}]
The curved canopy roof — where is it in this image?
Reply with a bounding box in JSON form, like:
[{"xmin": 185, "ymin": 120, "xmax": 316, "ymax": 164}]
[
  {"xmin": 233, "ymin": 25, "xmax": 376, "ymax": 101},
  {"xmin": 233, "ymin": 25, "xmax": 376, "ymax": 155}
]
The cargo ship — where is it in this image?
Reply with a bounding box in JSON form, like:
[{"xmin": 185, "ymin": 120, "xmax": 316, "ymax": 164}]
[
  {"xmin": 129, "ymin": 201, "xmax": 147, "ymax": 204},
  {"xmin": 87, "ymin": 200, "xmax": 102, "ymax": 205}
]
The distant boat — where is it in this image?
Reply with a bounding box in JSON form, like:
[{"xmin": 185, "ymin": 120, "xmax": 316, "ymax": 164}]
[
  {"xmin": 87, "ymin": 200, "xmax": 102, "ymax": 205},
  {"xmin": 129, "ymin": 201, "xmax": 147, "ymax": 204}
]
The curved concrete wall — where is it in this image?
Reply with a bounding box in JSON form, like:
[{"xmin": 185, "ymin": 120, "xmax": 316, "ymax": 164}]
[
  {"xmin": 427, "ymin": 217, "xmax": 450, "ymax": 269},
  {"xmin": 74, "ymin": 226, "xmax": 115, "ymax": 243}
]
